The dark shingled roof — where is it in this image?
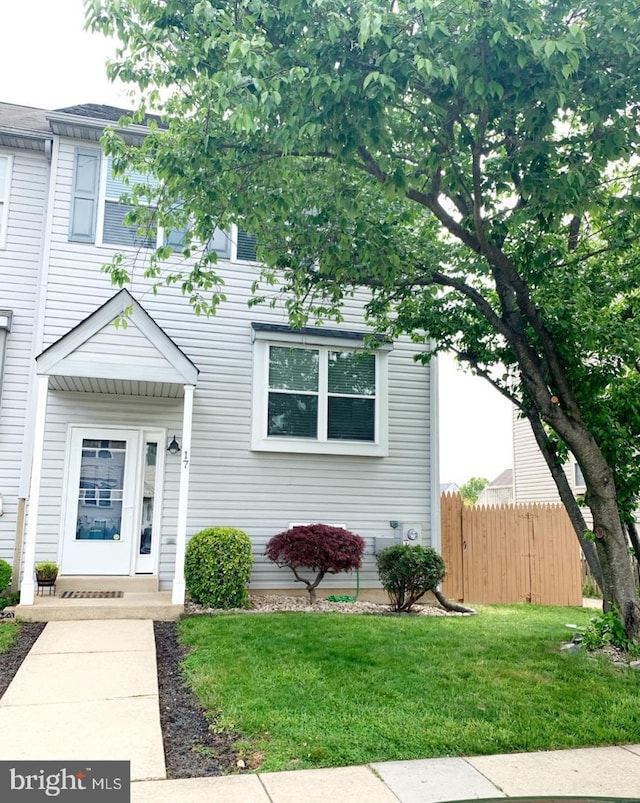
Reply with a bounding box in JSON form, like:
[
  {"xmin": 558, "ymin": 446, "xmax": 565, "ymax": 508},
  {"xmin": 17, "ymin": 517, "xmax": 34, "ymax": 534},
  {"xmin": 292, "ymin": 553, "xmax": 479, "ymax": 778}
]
[
  {"xmin": 54, "ymin": 103, "xmax": 165, "ymax": 127},
  {"xmin": 0, "ymin": 102, "xmax": 51, "ymax": 134},
  {"xmin": 487, "ymin": 468, "xmax": 513, "ymax": 488}
]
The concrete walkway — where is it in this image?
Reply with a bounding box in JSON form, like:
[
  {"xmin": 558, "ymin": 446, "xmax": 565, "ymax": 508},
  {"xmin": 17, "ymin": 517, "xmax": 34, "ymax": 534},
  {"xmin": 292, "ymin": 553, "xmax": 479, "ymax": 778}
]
[{"xmin": 1, "ymin": 620, "xmax": 640, "ymax": 802}]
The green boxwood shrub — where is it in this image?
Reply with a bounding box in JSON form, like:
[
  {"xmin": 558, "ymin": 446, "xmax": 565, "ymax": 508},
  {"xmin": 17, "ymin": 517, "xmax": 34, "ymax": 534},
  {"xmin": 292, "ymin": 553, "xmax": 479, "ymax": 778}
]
[
  {"xmin": 185, "ymin": 527, "xmax": 253, "ymax": 609},
  {"xmin": 0, "ymin": 559, "xmax": 11, "ymax": 592},
  {"xmin": 376, "ymin": 544, "xmax": 446, "ymax": 612}
]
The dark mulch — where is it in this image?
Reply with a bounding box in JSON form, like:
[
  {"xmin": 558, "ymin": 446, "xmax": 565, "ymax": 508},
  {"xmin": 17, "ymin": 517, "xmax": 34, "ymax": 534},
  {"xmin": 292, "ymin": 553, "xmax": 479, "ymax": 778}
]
[
  {"xmin": 1, "ymin": 619, "xmax": 238, "ymax": 778},
  {"xmin": 153, "ymin": 621, "xmax": 240, "ymax": 778},
  {"xmin": 0, "ymin": 622, "xmax": 45, "ymax": 698}
]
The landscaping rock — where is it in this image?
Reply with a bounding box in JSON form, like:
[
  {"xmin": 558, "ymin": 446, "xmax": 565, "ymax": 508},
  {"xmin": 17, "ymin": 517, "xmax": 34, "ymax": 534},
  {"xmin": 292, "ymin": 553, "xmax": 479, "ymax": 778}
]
[{"xmin": 185, "ymin": 594, "xmax": 474, "ymax": 616}]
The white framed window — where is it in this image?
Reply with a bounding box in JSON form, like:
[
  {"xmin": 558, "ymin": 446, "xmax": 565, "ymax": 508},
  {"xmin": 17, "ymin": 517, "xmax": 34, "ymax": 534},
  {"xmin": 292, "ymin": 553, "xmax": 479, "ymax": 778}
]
[
  {"xmin": 69, "ymin": 149, "xmax": 256, "ymax": 259},
  {"xmin": 574, "ymin": 460, "xmax": 585, "ymax": 488},
  {"xmin": 0, "ymin": 154, "xmax": 13, "ymax": 248},
  {"xmin": 100, "ymin": 156, "xmax": 159, "ymax": 248},
  {"xmin": 251, "ymin": 327, "xmax": 390, "ymax": 456}
]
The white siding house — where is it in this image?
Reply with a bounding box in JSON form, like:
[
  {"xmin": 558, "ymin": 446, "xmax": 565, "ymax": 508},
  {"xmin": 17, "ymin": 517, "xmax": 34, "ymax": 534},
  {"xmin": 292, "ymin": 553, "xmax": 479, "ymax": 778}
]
[
  {"xmin": 1, "ymin": 102, "xmax": 439, "ymax": 606},
  {"xmin": 512, "ymin": 411, "xmax": 583, "ymax": 504}
]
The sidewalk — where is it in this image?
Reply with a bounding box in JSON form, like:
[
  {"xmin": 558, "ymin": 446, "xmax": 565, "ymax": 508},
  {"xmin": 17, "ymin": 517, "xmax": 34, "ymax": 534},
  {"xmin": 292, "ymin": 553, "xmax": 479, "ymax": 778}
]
[{"xmin": 1, "ymin": 620, "xmax": 639, "ymax": 803}]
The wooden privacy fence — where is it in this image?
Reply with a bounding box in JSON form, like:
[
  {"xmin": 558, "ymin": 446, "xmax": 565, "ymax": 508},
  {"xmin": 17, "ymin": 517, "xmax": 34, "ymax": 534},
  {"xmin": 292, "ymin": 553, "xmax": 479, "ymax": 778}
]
[{"xmin": 440, "ymin": 493, "xmax": 582, "ymax": 606}]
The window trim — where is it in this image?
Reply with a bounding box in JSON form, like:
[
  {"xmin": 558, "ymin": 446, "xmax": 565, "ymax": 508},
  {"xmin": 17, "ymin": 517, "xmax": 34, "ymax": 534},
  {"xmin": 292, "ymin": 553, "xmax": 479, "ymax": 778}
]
[
  {"xmin": 251, "ymin": 328, "xmax": 390, "ymax": 456},
  {"xmin": 93, "ymin": 155, "xmax": 255, "ymax": 260},
  {"xmin": 0, "ymin": 153, "xmax": 13, "ymax": 249}
]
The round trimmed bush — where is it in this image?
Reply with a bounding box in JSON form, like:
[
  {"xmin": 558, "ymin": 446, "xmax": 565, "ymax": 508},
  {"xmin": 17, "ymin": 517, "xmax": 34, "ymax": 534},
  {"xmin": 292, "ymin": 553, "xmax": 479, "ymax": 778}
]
[
  {"xmin": 185, "ymin": 527, "xmax": 253, "ymax": 608},
  {"xmin": 0, "ymin": 559, "xmax": 11, "ymax": 592},
  {"xmin": 376, "ymin": 544, "xmax": 446, "ymax": 612}
]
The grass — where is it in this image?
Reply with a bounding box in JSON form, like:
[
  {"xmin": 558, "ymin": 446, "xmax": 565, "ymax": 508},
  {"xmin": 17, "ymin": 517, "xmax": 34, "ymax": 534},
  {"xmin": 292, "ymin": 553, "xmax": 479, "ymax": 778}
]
[
  {"xmin": 0, "ymin": 620, "xmax": 18, "ymax": 653},
  {"xmin": 178, "ymin": 605, "xmax": 640, "ymax": 772}
]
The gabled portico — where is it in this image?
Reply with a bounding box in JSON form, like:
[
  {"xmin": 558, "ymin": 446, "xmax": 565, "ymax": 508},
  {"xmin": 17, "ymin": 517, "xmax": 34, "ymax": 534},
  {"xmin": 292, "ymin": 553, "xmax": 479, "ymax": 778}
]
[{"xmin": 19, "ymin": 289, "xmax": 198, "ymax": 607}]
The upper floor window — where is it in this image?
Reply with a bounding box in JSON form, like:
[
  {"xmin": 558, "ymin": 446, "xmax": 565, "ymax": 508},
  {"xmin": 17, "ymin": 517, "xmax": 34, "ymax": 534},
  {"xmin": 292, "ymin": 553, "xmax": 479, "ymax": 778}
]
[
  {"xmin": 0, "ymin": 155, "xmax": 12, "ymax": 248},
  {"xmin": 574, "ymin": 461, "xmax": 585, "ymax": 488},
  {"xmin": 103, "ymin": 158, "xmax": 158, "ymax": 248},
  {"xmin": 68, "ymin": 148, "xmax": 257, "ymax": 260},
  {"xmin": 251, "ymin": 325, "xmax": 390, "ymax": 456}
]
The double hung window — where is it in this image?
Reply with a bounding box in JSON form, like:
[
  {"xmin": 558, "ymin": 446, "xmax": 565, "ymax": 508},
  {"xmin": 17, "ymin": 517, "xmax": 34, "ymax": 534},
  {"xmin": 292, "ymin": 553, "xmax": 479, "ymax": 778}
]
[
  {"xmin": 69, "ymin": 149, "xmax": 257, "ymax": 259},
  {"xmin": 252, "ymin": 326, "xmax": 390, "ymax": 456}
]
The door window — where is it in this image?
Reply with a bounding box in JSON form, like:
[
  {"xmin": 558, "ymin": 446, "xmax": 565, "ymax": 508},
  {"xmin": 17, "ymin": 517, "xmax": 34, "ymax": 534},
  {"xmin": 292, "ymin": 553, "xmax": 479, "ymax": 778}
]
[
  {"xmin": 139, "ymin": 441, "xmax": 157, "ymax": 555},
  {"xmin": 75, "ymin": 439, "xmax": 126, "ymax": 541}
]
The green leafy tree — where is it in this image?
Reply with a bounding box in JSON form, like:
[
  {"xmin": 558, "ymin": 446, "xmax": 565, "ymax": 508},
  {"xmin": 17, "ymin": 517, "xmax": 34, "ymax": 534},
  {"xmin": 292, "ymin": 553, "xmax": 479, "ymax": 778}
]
[
  {"xmin": 87, "ymin": 0, "xmax": 640, "ymax": 637},
  {"xmin": 460, "ymin": 478, "xmax": 489, "ymax": 506}
]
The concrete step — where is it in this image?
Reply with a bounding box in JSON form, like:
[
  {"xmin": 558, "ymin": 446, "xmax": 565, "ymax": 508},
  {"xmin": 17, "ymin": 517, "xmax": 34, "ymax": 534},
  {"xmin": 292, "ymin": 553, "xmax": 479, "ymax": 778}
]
[
  {"xmin": 12, "ymin": 591, "xmax": 182, "ymax": 622},
  {"xmin": 55, "ymin": 575, "xmax": 160, "ymax": 592}
]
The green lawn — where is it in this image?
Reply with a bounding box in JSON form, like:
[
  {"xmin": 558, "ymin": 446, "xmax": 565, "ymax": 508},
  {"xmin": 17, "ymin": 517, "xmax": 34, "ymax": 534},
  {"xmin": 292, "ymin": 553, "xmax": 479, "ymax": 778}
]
[
  {"xmin": 0, "ymin": 621, "xmax": 18, "ymax": 653},
  {"xmin": 178, "ymin": 605, "xmax": 640, "ymax": 772}
]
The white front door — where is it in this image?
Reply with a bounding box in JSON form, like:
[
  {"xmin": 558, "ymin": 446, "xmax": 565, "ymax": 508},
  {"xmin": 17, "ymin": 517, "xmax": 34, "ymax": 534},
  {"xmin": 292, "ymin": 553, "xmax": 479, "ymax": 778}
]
[{"xmin": 61, "ymin": 428, "xmax": 141, "ymax": 575}]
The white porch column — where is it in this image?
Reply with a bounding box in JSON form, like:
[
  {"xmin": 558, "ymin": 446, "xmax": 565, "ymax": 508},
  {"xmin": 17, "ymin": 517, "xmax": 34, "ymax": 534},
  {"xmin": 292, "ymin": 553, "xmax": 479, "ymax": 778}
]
[
  {"xmin": 20, "ymin": 375, "xmax": 49, "ymax": 605},
  {"xmin": 172, "ymin": 383, "xmax": 195, "ymax": 605}
]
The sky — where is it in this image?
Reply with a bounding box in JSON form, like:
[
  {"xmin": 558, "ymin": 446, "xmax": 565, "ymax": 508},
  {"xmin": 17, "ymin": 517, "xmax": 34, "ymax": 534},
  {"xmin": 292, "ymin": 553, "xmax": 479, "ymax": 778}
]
[{"xmin": 1, "ymin": 0, "xmax": 513, "ymax": 485}]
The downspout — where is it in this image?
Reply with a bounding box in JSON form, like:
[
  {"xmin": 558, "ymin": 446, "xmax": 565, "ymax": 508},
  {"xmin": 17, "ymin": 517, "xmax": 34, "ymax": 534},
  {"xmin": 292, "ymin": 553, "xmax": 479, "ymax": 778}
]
[{"xmin": 429, "ymin": 346, "xmax": 441, "ymax": 553}]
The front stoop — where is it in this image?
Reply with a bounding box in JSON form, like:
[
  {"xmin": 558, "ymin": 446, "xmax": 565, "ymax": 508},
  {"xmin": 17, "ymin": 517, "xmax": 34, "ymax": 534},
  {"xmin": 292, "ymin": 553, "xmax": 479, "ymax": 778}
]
[{"xmin": 11, "ymin": 576, "xmax": 184, "ymax": 622}]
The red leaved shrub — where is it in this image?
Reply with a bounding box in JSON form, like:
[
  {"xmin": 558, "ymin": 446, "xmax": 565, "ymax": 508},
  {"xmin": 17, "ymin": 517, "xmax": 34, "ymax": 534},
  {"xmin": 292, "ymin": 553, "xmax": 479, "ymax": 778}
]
[{"xmin": 265, "ymin": 523, "xmax": 365, "ymax": 603}]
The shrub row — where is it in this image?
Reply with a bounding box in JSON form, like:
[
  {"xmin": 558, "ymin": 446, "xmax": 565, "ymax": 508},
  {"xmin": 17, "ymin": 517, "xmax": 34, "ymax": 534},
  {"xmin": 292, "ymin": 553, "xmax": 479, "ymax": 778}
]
[{"xmin": 184, "ymin": 524, "xmax": 446, "ymax": 612}]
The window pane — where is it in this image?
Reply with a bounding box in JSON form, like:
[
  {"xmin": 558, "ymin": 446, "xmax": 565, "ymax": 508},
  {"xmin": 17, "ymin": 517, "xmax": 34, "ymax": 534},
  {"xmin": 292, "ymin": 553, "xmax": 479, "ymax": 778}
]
[
  {"xmin": 166, "ymin": 225, "xmax": 231, "ymax": 257},
  {"xmin": 76, "ymin": 438, "xmax": 126, "ymax": 540},
  {"xmin": 269, "ymin": 346, "xmax": 319, "ymax": 392},
  {"xmin": 268, "ymin": 393, "xmax": 318, "ymax": 438},
  {"xmin": 208, "ymin": 227, "xmax": 231, "ymax": 257},
  {"xmin": 0, "ymin": 157, "xmax": 7, "ymax": 196},
  {"xmin": 328, "ymin": 351, "xmax": 375, "ymax": 395},
  {"xmin": 103, "ymin": 201, "xmax": 157, "ymax": 248},
  {"xmin": 165, "ymin": 223, "xmax": 188, "ymax": 249},
  {"xmin": 139, "ymin": 441, "xmax": 157, "ymax": 555},
  {"xmin": 106, "ymin": 158, "xmax": 159, "ymax": 201},
  {"xmin": 328, "ymin": 397, "xmax": 375, "ymax": 441}
]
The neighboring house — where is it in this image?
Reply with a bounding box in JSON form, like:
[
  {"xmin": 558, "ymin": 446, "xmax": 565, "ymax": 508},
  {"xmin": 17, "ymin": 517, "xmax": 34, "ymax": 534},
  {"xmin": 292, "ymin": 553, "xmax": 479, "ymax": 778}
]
[
  {"xmin": 440, "ymin": 481, "xmax": 459, "ymax": 495},
  {"xmin": 512, "ymin": 411, "xmax": 585, "ymax": 505},
  {"xmin": 0, "ymin": 102, "xmax": 440, "ymax": 607},
  {"xmin": 476, "ymin": 468, "xmax": 513, "ymax": 506}
]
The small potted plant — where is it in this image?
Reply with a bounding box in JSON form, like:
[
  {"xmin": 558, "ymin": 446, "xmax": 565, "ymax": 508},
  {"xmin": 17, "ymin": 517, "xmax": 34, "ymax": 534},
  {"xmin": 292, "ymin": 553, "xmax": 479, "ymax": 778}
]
[{"xmin": 35, "ymin": 561, "xmax": 58, "ymax": 594}]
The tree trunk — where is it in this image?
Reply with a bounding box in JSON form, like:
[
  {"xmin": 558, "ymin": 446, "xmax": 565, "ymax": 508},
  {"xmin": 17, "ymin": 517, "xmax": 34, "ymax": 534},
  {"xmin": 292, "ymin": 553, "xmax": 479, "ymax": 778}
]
[
  {"xmin": 526, "ymin": 411, "xmax": 603, "ymax": 590},
  {"xmin": 567, "ymin": 438, "xmax": 640, "ymax": 639},
  {"xmin": 433, "ymin": 589, "xmax": 475, "ymax": 614},
  {"xmin": 515, "ymin": 366, "xmax": 640, "ymax": 637}
]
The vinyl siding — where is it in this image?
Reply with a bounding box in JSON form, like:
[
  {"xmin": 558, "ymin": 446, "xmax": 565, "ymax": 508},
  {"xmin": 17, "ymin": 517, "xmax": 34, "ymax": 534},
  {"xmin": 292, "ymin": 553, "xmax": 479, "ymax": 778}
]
[
  {"xmin": 0, "ymin": 148, "xmax": 48, "ymax": 563},
  {"xmin": 30, "ymin": 138, "xmax": 435, "ymax": 590},
  {"xmin": 512, "ymin": 411, "xmax": 574, "ymax": 503}
]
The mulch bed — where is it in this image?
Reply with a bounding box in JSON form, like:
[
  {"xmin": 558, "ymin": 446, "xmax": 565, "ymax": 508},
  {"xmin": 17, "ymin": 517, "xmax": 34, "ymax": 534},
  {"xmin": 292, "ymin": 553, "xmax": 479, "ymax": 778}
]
[
  {"xmin": 0, "ymin": 622, "xmax": 45, "ymax": 699},
  {"xmin": 154, "ymin": 621, "xmax": 240, "ymax": 777},
  {"xmin": 1, "ymin": 620, "xmax": 237, "ymax": 778}
]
